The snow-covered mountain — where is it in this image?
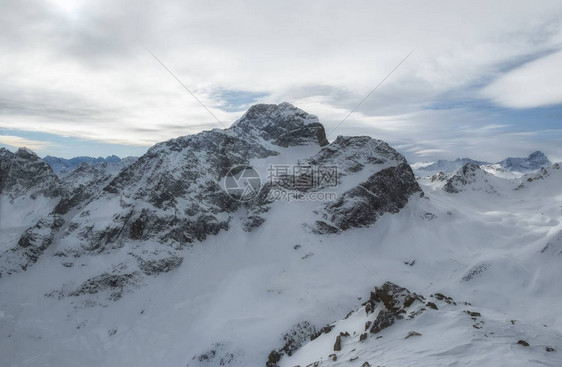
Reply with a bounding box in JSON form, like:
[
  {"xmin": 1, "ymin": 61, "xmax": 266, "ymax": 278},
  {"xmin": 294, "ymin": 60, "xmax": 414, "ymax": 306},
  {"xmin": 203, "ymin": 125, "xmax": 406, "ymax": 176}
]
[
  {"xmin": 43, "ymin": 155, "xmax": 129, "ymax": 175},
  {"xmin": 0, "ymin": 148, "xmax": 63, "ymax": 255},
  {"xmin": 416, "ymin": 158, "xmax": 490, "ymax": 174},
  {"xmin": 415, "ymin": 151, "xmax": 552, "ymax": 177},
  {"xmin": 498, "ymin": 150, "xmax": 551, "ymax": 172},
  {"xmin": 0, "ymin": 103, "xmax": 561, "ymax": 367}
]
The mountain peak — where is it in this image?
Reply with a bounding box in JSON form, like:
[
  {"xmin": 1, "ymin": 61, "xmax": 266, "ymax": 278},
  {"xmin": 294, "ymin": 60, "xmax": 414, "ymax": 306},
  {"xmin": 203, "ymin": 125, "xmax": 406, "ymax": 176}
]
[
  {"xmin": 232, "ymin": 102, "xmax": 319, "ymax": 128},
  {"xmin": 528, "ymin": 150, "xmax": 547, "ymax": 160},
  {"xmin": 499, "ymin": 151, "xmax": 551, "ymax": 172},
  {"xmin": 230, "ymin": 102, "xmax": 328, "ymax": 147},
  {"xmin": 15, "ymin": 147, "xmax": 40, "ymax": 160}
]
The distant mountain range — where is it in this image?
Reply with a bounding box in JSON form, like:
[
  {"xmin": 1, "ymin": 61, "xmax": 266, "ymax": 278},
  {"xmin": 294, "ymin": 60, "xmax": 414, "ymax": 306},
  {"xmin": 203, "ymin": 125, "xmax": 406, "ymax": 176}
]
[
  {"xmin": 416, "ymin": 151, "xmax": 551, "ymax": 175},
  {"xmin": 43, "ymin": 155, "xmax": 123, "ymax": 174}
]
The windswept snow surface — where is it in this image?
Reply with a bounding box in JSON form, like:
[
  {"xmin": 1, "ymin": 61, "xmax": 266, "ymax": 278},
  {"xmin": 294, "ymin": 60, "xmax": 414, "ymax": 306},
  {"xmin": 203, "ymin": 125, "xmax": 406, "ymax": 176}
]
[{"xmin": 1, "ymin": 163, "xmax": 561, "ymax": 366}]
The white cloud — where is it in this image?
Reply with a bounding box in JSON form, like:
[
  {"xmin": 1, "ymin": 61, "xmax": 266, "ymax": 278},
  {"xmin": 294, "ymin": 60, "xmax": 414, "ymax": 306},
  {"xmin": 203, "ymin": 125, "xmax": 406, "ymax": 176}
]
[
  {"xmin": 0, "ymin": 135, "xmax": 53, "ymax": 151},
  {"xmin": 0, "ymin": 0, "xmax": 561, "ymax": 160},
  {"xmin": 482, "ymin": 50, "xmax": 562, "ymax": 108}
]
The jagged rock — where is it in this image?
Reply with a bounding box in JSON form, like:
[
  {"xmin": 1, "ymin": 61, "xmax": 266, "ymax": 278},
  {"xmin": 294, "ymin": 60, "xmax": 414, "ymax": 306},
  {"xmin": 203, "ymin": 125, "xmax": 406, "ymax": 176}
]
[
  {"xmin": 426, "ymin": 302, "xmax": 438, "ymax": 310},
  {"xmin": 310, "ymin": 324, "xmax": 334, "ymax": 341},
  {"xmin": 0, "ymin": 215, "xmax": 64, "ymax": 277},
  {"xmin": 371, "ymin": 282, "xmax": 422, "ymax": 313},
  {"xmin": 68, "ymin": 271, "xmax": 141, "ymax": 301},
  {"xmin": 465, "ymin": 311, "xmax": 481, "ymax": 317},
  {"xmin": 462, "ymin": 263, "xmax": 490, "ymax": 281},
  {"xmin": 369, "ymin": 310, "xmax": 396, "ymax": 334},
  {"xmin": 316, "ymin": 163, "xmax": 422, "ymax": 231},
  {"xmin": 230, "ymin": 102, "xmax": 328, "ymax": 147},
  {"xmin": 0, "ymin": 147, "xmax": 63, "ymax": 199},
  {"xmin": 193, "ymin": 343, "xmax": 236, "ymax": 366},
  {"xmin": 432, "ymin": 293, "xmax": 456, "ymax": 305},
  {"xmin": 132, "ymin": 253, "xmax": 183, "ymax": 276},
  {"xmin": 405, "ymin": 331, "xmax": 422, "ymax": 339},
  {"xmin": 443, "ymin": 163, "xmax": 496, "ymax": 194},
  {"xmin": 333, "ymin": 335, "xmax": 342, "ymax": 351},
  {"xmin": 267, "ymin": 321, "xmax": 317, "ymax": 366},
  {"xmin": 266, "ymin": 350, "xmax": 282, "ymax": 367},
  {"xmin": 307, "ymin": 136, "xmax": 402, "ymax": 174}
]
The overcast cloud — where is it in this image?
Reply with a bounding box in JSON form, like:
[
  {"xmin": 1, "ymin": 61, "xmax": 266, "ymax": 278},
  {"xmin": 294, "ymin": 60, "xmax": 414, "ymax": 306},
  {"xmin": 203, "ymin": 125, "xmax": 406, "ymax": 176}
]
[{"xmin": 1, "ymin": 0, "xmax": 561, "ymax": 161}]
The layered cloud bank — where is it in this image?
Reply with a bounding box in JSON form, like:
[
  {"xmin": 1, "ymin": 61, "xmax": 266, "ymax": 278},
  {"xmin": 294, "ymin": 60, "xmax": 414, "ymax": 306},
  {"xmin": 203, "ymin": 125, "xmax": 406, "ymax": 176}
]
[{"xmin": 1, "ymin": 0, "xmax": 562, "ymax": 161}]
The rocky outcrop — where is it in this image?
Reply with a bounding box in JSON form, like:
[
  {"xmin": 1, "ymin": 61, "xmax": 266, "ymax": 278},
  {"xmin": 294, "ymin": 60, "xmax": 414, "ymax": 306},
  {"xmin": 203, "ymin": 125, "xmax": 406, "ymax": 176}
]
[
  {"xmin": 0, "ymin": 147, "xmax": 63, "ymax": 200},
  {"xmin": 190, "ymin": 343, "xmax": 238, "ymax": 366},
  {"xmin": 270, "ymin": 282, "xmax": 428, "ymax": 366},
  {"xmin": 266, "ymin": 321, "xmax": 317, "ymax": 367},
  {"xmin": 315, "ymin": 162, "xmax": 422, "ymax": 232},
  {"xmin": 67, "ymin": 271, "xmax": 142, "ymax": 301},
  {"xmin": 230, "ymin": 102, "xmax": 328, "ymax": 147},
  {"xmin": 0, "ymin": 215, "xmax": 64, "ymax": 277},
  {"xmin": 307, "ymin": 136, "xmax": 406, "ymax": 175},
  {"xmin": 443, "ymin": 163, "xmax": 496, "ymax": 194}
]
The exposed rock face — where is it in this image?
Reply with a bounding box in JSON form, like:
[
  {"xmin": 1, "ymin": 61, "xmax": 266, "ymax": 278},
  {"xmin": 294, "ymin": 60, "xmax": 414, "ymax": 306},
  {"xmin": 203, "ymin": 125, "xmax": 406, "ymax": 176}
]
[
  {"xmin": 133, "ymin": 252, "xmax": 183, "ymax": 276},
  {"xmin": 230, "ymin": 102, "xmax": 328, "ymax": 147},
  {"xmin": 67, "ymin": 271, "xmax": 142, "ymax": 301},
  {"xmin": 0, "ymin": 147, "xmax": 63, "ymax": 200},
  {"xmin": 443, "ymin": 163, "xmax": 496, "ymax": 194},
  {"xmin": 315, "ymin": 162, "xmax": 422, "ymax": 232},
  {"xmin": 370, "ymin": 282, "xmax": 422, "ymax": 313},
  {"xmin": 266, "ymin": 321, "xmax": 317, "ymax": 366},
  {"xmin": 370, "ymin": 310, "xmax": 397, "ymax": 334},
  {"xmin": 307, "ymin": 136, "xmax": 404, "ymax": 175},
  {"xmin": 270, "ymin": 282, "xmax": 428, "ymax": 366},
  {"xmin": 191, "ymin": 342, "xmax": 239, "ymax": 366},
  {"xmin": 0, "ymin": 215, "xmax": 64, "ymax": 277},
  {"xmin": 54, "ymin": 160, "xmax": 134, "ymax": 215}
]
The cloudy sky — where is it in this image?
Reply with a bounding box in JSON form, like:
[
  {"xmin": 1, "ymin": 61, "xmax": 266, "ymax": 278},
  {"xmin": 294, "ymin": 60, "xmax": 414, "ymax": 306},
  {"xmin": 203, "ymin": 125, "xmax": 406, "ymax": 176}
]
[{"xmin": 1, "ymin": 0, "xmax": 561, "ymax": 163}]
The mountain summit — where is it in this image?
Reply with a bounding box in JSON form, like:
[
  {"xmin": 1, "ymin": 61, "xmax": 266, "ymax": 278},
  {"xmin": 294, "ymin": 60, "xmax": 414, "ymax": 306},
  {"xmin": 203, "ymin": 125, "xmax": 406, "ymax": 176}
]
[
  {"xmin": 498, "ymin": 151, "xmax": 551, "ymax": 172},
  {"xmin": 230, "ymin": 102, "xmax": 329, "ymax": 147}
]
